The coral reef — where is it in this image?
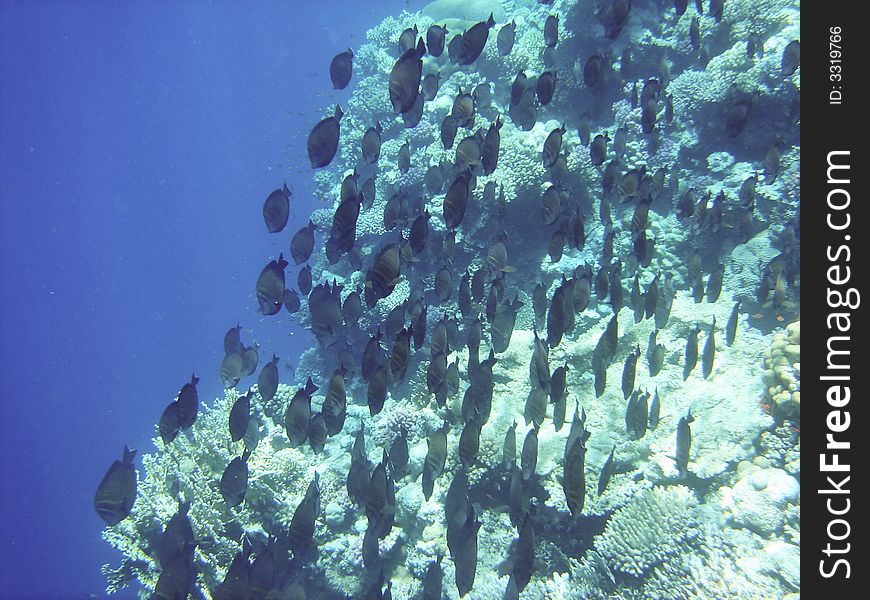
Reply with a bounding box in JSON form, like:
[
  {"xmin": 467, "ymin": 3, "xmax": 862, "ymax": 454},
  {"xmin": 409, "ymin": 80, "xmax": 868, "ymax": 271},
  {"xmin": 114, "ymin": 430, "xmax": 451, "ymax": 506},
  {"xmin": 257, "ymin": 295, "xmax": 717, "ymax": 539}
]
[{"xmin": 762, "ymin": 320, "xmax": 800, "ymax": 419}]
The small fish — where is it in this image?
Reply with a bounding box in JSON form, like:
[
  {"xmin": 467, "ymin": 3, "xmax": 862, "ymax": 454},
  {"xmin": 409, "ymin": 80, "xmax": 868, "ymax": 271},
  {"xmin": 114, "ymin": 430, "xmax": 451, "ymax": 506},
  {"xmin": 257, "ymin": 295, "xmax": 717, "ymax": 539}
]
[
  {"xmin": 297, "ymin": 264, "xmax": 312, "ymax": 296},
  {"xmin": 781, "ymin": 40, "xmax": 800, "ymax": 76},
  {"xmin": 94, "ymin": 446, "xmax": 137, "ymax": 525},
  {"xmin": 256, "ymin": 254, "xmax": 289, "ymax": 315},
  {"xmin": 577, "ymin": 112, "xmax": 592, "ymax": 146},
  {"xmin": 583, "ymin": 53, "xmax": 603, "ymax": 88},
  {"xmin": 683, "ymin": 325, "xmax": 700, "ymax": 380},
  {"xmin": 175, "ymin": 374, "xmax": 199, "ymax": 430},
  {"xmin": 426, "ymin": 24, "xmax": 448, "ymax": 57},
  {"xmin": 423, "ymin": 556, "xmax": 444, "ymax": 600},
  {"xmin": 726, "ymin": 301, "xmax": 740, "ymax": 346},
  {"xmin": 562, "ymin": 416, "xmax": 588, "ymax": 516},
  {"xmin": 453, "ymin": 505, "xmax": 481, "ymax": 597},
  {"xmin": 397, "ymin": 141, "xmax": 411, "ymax": 174},
  {"xmin": 481, "ymin": 116, "xmax": 503, "ymax": 175},
  {"xmin": 307, "ymin": 105, "xmax": 344, "ymax": 168},
  {"xmin": 676, "ymin": 410, "xmax": 694, "ymax": 474},
  {"xmin": 497, "ymin": 20, "xmax": 517, "ymax": 55},
  {"xmin": 257, "ymin": 354, "xmax": 280, "ymax": 405},
  {"xmin": 765, "ymin": 144, "xmax": 781, "ymax": 184},
  {"xmin": 724, "ymin": 92, "xmax": 751, "ymax": 137},
  {"xmin": 158, "ymin": 401, "xmax": 182, "ymax": 445},
  {"xmin": 589, "ymin": 133, "xmax": 608, "ymax": 166},
  {"xmin": 361, "ymin": 122, "xmax": 383, "ymax": 164},
  {"xmin": 458, "ymin": 13, "xmax": 496, "ymax": 65},
  {"xmin": 503, "ymin": 421, "xmax": 517, "ymax": 469},
  {"xmin": 422, "ymin": 421, "xmax": 449, "ymax": 500},
  {"xmin": 217, "ymin": 550, "xmax": 251, "ymax": 599},
  {"xmin": 702, "ymin": 317, "xmax": 716, "ymax": 379},
  {"xmin": 689, "ymin": 16, "xmax": 700, "ymax": 51},
  {"xmin": 289, "ymin": 473, "xmax": 320, "ymax": 555},
  {"xmin": 597, "ymin": 445, "xmax": 616, "ymax": 496},
  {"xmin": 459, "ymin": 419, "xmax": 481, "ymax": 468},
  {"xmin": 524, "ymin": 389, "xmax": 547, "ymax": 429},
  {"xmin": 621, "ymin": 345, "xmax": 640, "ymax": 400},
  {"xmin": 290, "ymin": 220, "xmax": 317, "ymax": 266},
  {"xmin": 536, "ymin": 70, "xmax": 557, "ymax": 105},
  {"xmin": 647, "ymin": 329, "xmax": 665, "ymax": 376},
  {"xmin": 219, "ymin": 448, "xmax": 251, "ymax": 507},
  {"xmin": 625, "ymin": 388, "xmax": 649, "ymax": 440},
  {"xmin": 421, "ymin": 72, "xmax": 441, "ymax": 102},
  {"xmin": 675, "ymin": 0, "xmax": 689, "ymax": 17},
  {"xmin": 390, "ymin": 38, "xmax": 425, "ymax": 114},
  {"xmin": 322, "ymin": 369, "xmax": 347, "ymax": 436},
  {"xmin": 229, "ymin": 391, "xmax": 251, "ymax": 443},
  {"xmin": 649, "ymin": 388, "xmax": 661, "ymax": 429},
  {"xmin": 443, "ymin": 171, "xmax": 471, "ymax": 230},
  {"xmin": 512, "ymin": 508, "xmax": 536, "ymax": 592},
  {"xmin": 705, "ymin": 263, "xmax": 724, "ymax": 302},
  {"xmin": 364, "ymin": 243, "xmax": 401, "ymax": 307},
  {"xmin": 521, "ymin": 426, "xmax": 539, "ymax": 480},
  {"xmin": 542, "ymin": 124, "xmax": 565, "ymax": 168},
  {"xmin": 398, "ymin": 25, "xmax": 418, "ymax": 53},
  {"xmin": 329, "ymin": 48, "xmax": 353, "ymax": 90},
  {"xmin": 601, "ymin": 0, "xmax": 633, "ymax": 39},
  {"xmin": 544, "ymin": 14, "xmax": 559, "ymax": 47},
  {"xmin": 263, "ymin": 183, "xmax": 291, "ymax": 233}
]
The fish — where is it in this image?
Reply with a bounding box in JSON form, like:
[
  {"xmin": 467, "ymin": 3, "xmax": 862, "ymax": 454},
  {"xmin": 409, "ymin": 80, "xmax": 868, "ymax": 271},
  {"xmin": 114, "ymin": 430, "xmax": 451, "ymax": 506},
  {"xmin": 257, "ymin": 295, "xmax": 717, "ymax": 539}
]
[
  {"xmin": 648, "ymin": 388, "xmax": 661, "ymax": 430},
  {"xmin": 420, "ymin": 74, "xmax": 441, "ymax": 104},
  {"xmin": 389, "ymin": 428, "xmax": 409, "ymax": 481},
  {"xmin": 223, "ymin": 324, "xmax": 245, "ymax": 356},
  {"xmin": 426, "ymin": 24, "xmax": 448, "ymax": 57},
  {"xmin": 702, "ymin": 317, "xmax": 716, "ymax": 379},
  {"xmin": 263, "ymin": 183, "xmax": 291, "ymax": 233},
  {"xmin": 397, "ymin": 141, "xmax": 411, "ymax": 174},
  {"xmin": 563, "ymin": 414, "xmax": 588, "ymax": 516},
  {"xmin": 675, "ymin": 0, "xmax": 689, "ymax": 16},
  {"xmin": 159, "ymin": 402, "xmax": 182, "ymax": 446},
  {"xmin": 443, "ymin": 171, "xmax": 471, "ymax": 229},
  {"xmin": 422, "ymin": 556, "xmax": 443, "ymax": 600},
  {"xmin": 94, "ymin": 446, "xmax": 137, "ymax": 525},
  {"xmin": 521, "ymin": 426, "xmax": 539, "ymax": 480},
  {"xmin": 597, "ymin": 445, "xmax": 616, "ymax": 496},
  {"xmin": 289, "ymin": 220, "xmax": 317, "ymax": 266},
  {"xmin": 229, "ymin": 391, "xmax": 251, "ymax": 443},
  {"xmin": 542, "ymin": 186, "xmax": 561, "ymax": 226},
  {"xmin": 726, "ymin": 302, "xmax": 740, "ymax": 346},
  {"xmin": 641, "ymin": 98, "xmax": 657, "ymax": 134},
  {"xmin": 424, "ymin": 165, "xmax": 444, "ymax": 196},
  {"xmin": 725, "ymin": 92, "xmax": 751, "ymax": 137},
  {"xmin": 625, "ymin": 388, "xmax": 649, "ymax": 440},
  {"xmin": 455, "ymin": 136, "xmax": 481, "ymax": 171},
  {"xmin": 422, "ymin": 421, "xmax": 449, "ymax": 500},
  {"xmin": 689, "ymin": 16, "xmax": 700, "ymax": 51},
  {"xmin": 765, "ymin": 144, "xmax": 781, "ymax": 184},
  {"xmin": 492, "ymin": 294, "xmax": 523, "ymax": 353},
  {"xmin": 175, "ymin": 374, "xmax": 199, "ymax": 430},
  {"xmin": 609, "ymin": 260, "xmax": 623, "ymax": 313},
  {"xmin": 297, "ymin": 265, "xmax": 312, "ymax": 296},
  {"xmin": 399, "ymin": 25, "xmax": 419, "ymax": 53},
  {"xmin": 389, "ymin": 326, "xmax": 413, "ymax": 382},
  {"xmin": 577, "ymin": 112, "xmax": 592, "ymax": 146},
  {"xmin": 512, "ymin": 508, "xmax": 536, "ymax": 592},
  {"xmin": 600, "ymin": 0, "xmax": 632, "ymax": 39},
  {"xmin": 434, "ymin": 266, "xmax": 453, "ymax": 303},
  {"xmin": 459, "ymin": 419, "xmax": 481, "ymax": 467},
  {"xmin": 583, "ymin": 53, "xmax": 604, "ymax": 88},
  {"xmin": 220, "ymin": 352, "xmax": 243, "ymax": 389},
  {"xmin": 647, "ymin": 329, "xmax": 665, "ymax": 376},
  {"xmin": 361, "ymin": 122, "xmax": 383, "ymax": 164},
  {"xmin": 683, "ymin": 324, "xmax": 700, "ymax": 380},
  {"xmin": 257, "ymin": 354, "xmax": 279, "ymax": 405},
  {"xmin": 530, "ymin": 330, "xmax": 551, "ymax": 393},
  {"xmin": 403, "ymin": 92, "xmax": 425, "ymax": 128},
  {"xmin": 781, "ymin": 40, "xmax": 800, "ymax": 76},
  {"xmin": 676, "ymin": 410, "xmax": 694, "ymax": 474},
  {"xmin": 458, "ymin": 13, "xmax": 496, "ymax": 65},
  {"xmin": 536, "ymin": 70, "xmax": 557, "ymax": 105},
  {"xmin": 502, "ymin": 421, "xmax": 517, "ymax": 470},
  {"xmin": 364, "ymin": 243, "xmax": 401, "ymax": 307},
  {"xmin": 447, "ymin": 32, "xmax": 464, "ymax": 64},
  {"xmin": 360, "ymin": 176, "xmax": 376, "ymax": 210},
  {"xmin": 544, "ymin": 15, "xmax": 559, "ymax": 47},
  {"xmin": 451, "ymin": 89, "xmax": 475, "ymax": 128},
  {"xmin": 705, "ymin": 263, "xmax": 724, "ymax": 302},
  {"xmin": 390, "ymin": 38, "xmax": 425, "ymax": 114},
  {"xmin": 329, "ymin": 48, "xmax": 353, "ymax": 89},
  {"xmin": 621, "ymin": 345, "xmax": 640, "ymax": 400},
  {"xmin": 309, "ymin": 281, "xmax": 344, "ymax": 347},
  {"xmin": 289, "ymin": 473, "xmax": 320, "ymax": 556},
  {"xmin": 590, "ymin": 134, "xmax": 608, "ymax": 166},
  {"xmin": 542, "ymin": 124, "xmax": 565, "ymax": 169},
  {"xmin": 631, "ymin": 275, "xmax": 644, "ymax": 323},
  {"xmin": 440, "ymin": 115, "xmax": 458, "ymax": 150},
  {"xmin": 481, "ymin": 117, "xmax": 503, "ymax": 175},
  {"xmin": 307, "ymin": 105, "xmax": 344, "ymax": 168},
  {"xmin": 341, "ymin": 288, "xmax": 362, "ymax": 327},
  {"xmin": 216, "ymin": 550, "xmax": 251, "ymax": 599},
  {"xmin": 219, "ymin": 449, "xmax": 251, "ymax": 507},
  {"xmin": 453, "ymin": 505, "xmax": 481, "ymax": 597},
  {"xmin": 256, "ymin": 254, "xmax": 289, "ymax": 315},
  {"xmin": 284, "ymin": 386, "xmax": 311, "ymax": 448},
  {"xmin": 524, "ymin": 388, "xmax": 547, "ymax": 429},
  {"xmin": 322, "ymin": 369, "xmax": 347, "ymax": 436},
  {"xmin": 497, "ymin": 20, "xmax": 516, "ymax": 55},
  {"xmin": 367, "ymin": 364, "xmax": 389, "ymax": 416}
]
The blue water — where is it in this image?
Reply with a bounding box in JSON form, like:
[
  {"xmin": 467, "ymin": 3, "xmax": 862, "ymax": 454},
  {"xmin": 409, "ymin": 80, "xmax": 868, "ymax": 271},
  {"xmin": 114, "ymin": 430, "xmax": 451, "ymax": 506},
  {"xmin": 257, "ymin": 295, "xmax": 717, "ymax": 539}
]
[{"xmin": 0, "ymin": 2, "xmax": 400, "ymax": 597}]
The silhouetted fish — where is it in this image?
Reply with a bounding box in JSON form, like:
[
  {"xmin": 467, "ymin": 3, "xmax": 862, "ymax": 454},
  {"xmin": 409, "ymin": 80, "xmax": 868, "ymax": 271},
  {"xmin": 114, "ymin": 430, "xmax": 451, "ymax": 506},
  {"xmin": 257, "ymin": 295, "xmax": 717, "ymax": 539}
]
[
  {"xmin": 726, "ymin": 302, "xmax": 740, "ymax": 346},
  {"xmin": 676, "ymin": 410, "xmax": 694, "ymax": 474},
  {"xmin": 263, "ymin": 183, "xmax": 291, "ymax": 233},
  {"xmin": 683, "ymin": 324, "xmax": 700, "ymax": 380},
  {"xmin": 258, "ymin": 354, "xmax": 279, "ymax": 404},
  {"xmin": 307, "ymin": 105, "xmax": 344, "ymax": 168},
  {"xmin": 229, "ymin": 391, "xmax": 251, "ymax": 443},
  {"xmin": 702, "ymin": 317, "xmax": 716, "ymax": 379},
  {"xmin": 497, "ymin": 20, "xmax": 516, "ymax": 55},
  {"xmin": 390, "ymin": 38, "xmax": 425, "ymax": 114},
  {"xmin": 536, "ymin": 70, "xmax": 557, "ymax": 105},
  {"xmin": 220, "ymin": 448, "xmax": 251, "ymax": 507},
  {"xmin": 94, "ymin": 445, "xmax": 137, "ymax": 526},
  {"xmin": 781, "ymin": 40, "xmax": 800, "ymax": 76},
  {"xmin": 544, "ymin": 14, "xmax": 558, "ymax": 47},
  {"xmin": 257, "ymin": 254, "xmax": 289, "ymax": 315},
  {"xmin": 597, "ymin": 445, "xmax": 616, "ymax": 496},
  {"xmin": 426, "ymin": 24, "xmax": 448, "ymax": 57},
  {"xmin": 329, "ymin": 48, "xmax": 354, "ymax": 90},
  {"xmin": 322, "ymin": 369, "xmax": 347, "ymax": 436},
  {"xmin": 459, "ymin": 13, "xmax": 495, "ymax": 65}
]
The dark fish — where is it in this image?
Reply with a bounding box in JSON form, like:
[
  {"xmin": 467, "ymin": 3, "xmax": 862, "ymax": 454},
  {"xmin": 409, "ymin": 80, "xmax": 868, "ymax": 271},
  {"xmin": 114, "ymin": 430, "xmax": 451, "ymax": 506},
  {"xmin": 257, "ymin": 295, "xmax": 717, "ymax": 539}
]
[
  {"xmin": 360, "ymin": 176, "xmax": 376, "ymax": 210},
  {"xmin": 508, "ymin": 466, "xmax": 529, "ymax": 528},
  {"xmin": 94, "ymin": 446, "xmax": 137, "ymax": 525},
  {"xmin": 216, "ymin": 550, "xmax": 250, "ymax": 599},
  {"xmin": 256, "ymin": 254, "xmax": 289, "ymax": 315},
  {"xmin": 492, "ymin": 295, "xmax": 523, "ymax": 353},
  {"xmin": 289, "ymin": 220, "xmax": 316, "ymax": 266},
  {"xmin": 223, "ymin": 324, "xmax": 245, "ymax": 356},
  {"xmin": 503, "ymin": 421, "xmax": 517, "ymax": 469},
  {"xmin": 175, "ymin": 373, "xmax": 199, "ymax": 430},
  {"xmin": 258, "ymin": 354, "xmax": 279, "ymax": 405},
  {"xmin": 705, "ymin": 263, "xmax": 724, "ymax": 302},
  {"xmin": 647, "ymin": 329, "xmax": 665, "ymax": 376},
  {"xmin": 263, "ymin": 183, "xmax": 291, "ymax": 233},
  {"xmin": 389, "ymin": 327, "xmax": 413, "ymax": 382},
  {"xmin": 536, "ymin": 70, "xmax": 557, "ymax": 105},
  {"xmin": 422, "ymin": 72, "xmax": 440, "ymax": 102},
  {"xmin": 361, "ymin": 122, "xmax": 383, "ymax": 164},
  {"xmin": 577, "ymin": 112, "xmax": 592, "ymax": 146},
  {"xmin": 307, "ymin": 105, "xmax": 344, "ymax": 168},
  {"xmin": 447, "ymin": 32, "xmax": 463, "ymax": 64},
  {"xmin": 425, "ymin": 166, "xmax": 445, "ymax": 197},
  {"xmin": 296, "ymin": 265, "xmax": 312, "ymax": 297},
  {"xmin": 396, "ymin": 141, "xmax": 411, "ymax": 175},
  {"xmin": 601, "ymin": 0, "xmax": 633, "ymax": 39},
  {"xmin": 453, "ymin": 505, "xmax": 481, "ymax": 597},
  {"xmin": 399, "ymin": 25, "xmax": 419, "ymax": 53},
  {"xmin": 159, "ymin": 401, "xmax": 182, "ymax": 446},
  {"xmin": 524, "ymin": 389, "xmax": 547, "ymax": 429},
  {"xmin": 364, "ymin": 243, "xmax": 401, "ymax": 307},
  {"xmin": 497, "ymin": 20, "xmax": 517, "ymax": 55},
  {"xmin": 726, "ymin": 301, "xmax": 740, "ymax": 346},
  {"xmin": 675, "ymin": 0, "xmax": 688, "ymax": 16},
  {"xmin": 473, "ymin": 82, "xmax": 492, "ymax": 108},
  {"xmin": 676, "ymin": 410, "xmax": 694, "ymax": 474},
  {"xmin": 544, "ymin": 14, "xmax": 559, "ymax": 47},
  {"xmin": 689, "ymin": 16, "xmax": 700, "ymax": 51},
  {"xmin": 597, "ymin": 445, "xmax": 617, "ymax": 496},
  {"xmin": 530, "ymin": 330, "xmax": 551, "ymax": 393},
  {"xmin": 220, "ymin": 352, "xmax": 243, "ymax": 389},
  {"xmin": 563, "ymin": 414, "xmax": 588, "ymax": 516},
  {"xmin": 459, "ymin": 419, "xmax": 481, "ymax": 467},
  {"xmin": 641, "ymin": 98, "xmax": 657, "ymax": 134},
  {"xmin": 389, "ymin": 428, "xmax": 409, "ymax": 480},
  {"xmin": 219, "ymin": 449, "xmax": 251, "ymax": 507},
  {"xmin": 589, "ymin": 133, "xmax": 608, "ymax": 166},
  {"xmin": 655, "ymin": 273, "xmax": 675, "ymax": 330},
  {"xmin": 649, "ymin": 388, "xmax": 660, "ymax": 429},
  {"xmin": 366, "ymin": 453, "xmax": 388, "ymax": 516},
  {"xmin": 329, "ymin": 48, "xmax": 354, "ymax": 89},
  {"xmin": 725, "ymin": 93, "xmax": 751, "ymax": 137},
  {"xmin": 459, "ymin": 13, "xmax": 496, "ymax": 65},
  {"xmin": 594, "ymin": 265, "xmax": 608, "ymax": 300},
  {"xmin": 542, "ymin": 124, "xmax": 565, "ymax": 169},
  {"xmin": 390, "ymin": 38, "xmax": 425, "ymax": 114},
  {"xmin": 451, "ymin": 89, "xmax": 475, "ymax": 128},
  {"xmin": 583, "ymin": 53, "xmax": 603, "ymax": 88},
  {"xmin": 630, "ymin": 81, "xmax": 639, "ymax": 107},
  {"xmin": 443, "ymin": 171, "xmax": 471, "ymax": 229},
  {"xmin": 434, "ymin": 266, "xmax": 452, "ymax": 303},
  {"xmin": 739, "ymin": 174, "xmax": 757, "ymax": 210},
  {"xmin": 403, "ymin": 92, "xmax": 425, "ymax": 128},
  {"xmin": 631, "ymin": 275, "xmax": 644, "ymax": 323},
  {"xmin": 289, "ymin": 473, "xmax": 320, "ymax": 556},
  {"xmin": 621, "ymin": 345, "xmax": 640, "ymax": 400},
  {"xmin": 702, "ymin": 317, "xmax": 716, "ymax": 379},
  {"xmin": 609, "ymin": 260, "xmax": 623, "ymax": 313},
  {"xmin": 441, "ymin": 115, "xmax": 458, "ymax": 150},
  {"xmin": 367, "ymin": 364, "xmax": 388, "ymax": 416},
  {"xmin": 284, "ymin": 387, "xmax": 311, "ymax": 448},
  {"xmin": 445, "ymin": 360, "xmax": 460, "ymax": 397},
  {"xmin": 781, "ymin": 40, "xmax": 800, "ymax": 76},
  {"xmin": 229, "ymin": 391, "xmax": 251, "ymax": 443},
  {"xmin": 422, "ymin": 422, "xmax": 449, "ymax": 500},
  {"xmin": 341, "ymin": 288, "xmax": 362, "ymax": 327},
  {"xmin": 512, "ymin": 509, "xmax": 536, "ymax": 592},
  {"xmin": 423, "ymin": 556, "xmax": 443, "ymax": 600},
  {"xmin": 455, "ymin": 136, "xmax": 481, "ymax": 171},
  {"xmin": 625, "ymin": 388, "xmax": 649, "ymax": 440},
  {"xmin": 710, "ymin": 0, "xmax": 724, "ymax": 21},
  {"xmin": 683, "ymin": 324, "xmax": 700, "ymax": 380},
  {"xmin": 322, "ymin": 369, "xmax": 347, "ymax": 437},
  {"xmin": 521, "ymin": 426, "xmax": 539, "ymax": 480},
  {"xmin": 426, "ymin": 24, "xmax": 448, "ymax": 57},
  {"xmin": 481, "ymin": 116, "xmax": 503, "ymax": 175},
  {"xmin": 765, "ymin": 144, "xmax": 781, "ymax": 184}
]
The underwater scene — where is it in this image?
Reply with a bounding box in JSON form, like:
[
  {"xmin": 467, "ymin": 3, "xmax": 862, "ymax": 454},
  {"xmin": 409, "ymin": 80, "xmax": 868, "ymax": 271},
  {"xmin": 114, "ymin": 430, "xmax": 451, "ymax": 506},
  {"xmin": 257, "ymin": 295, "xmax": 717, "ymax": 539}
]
[{"xmin": 92, "ymin": 0, "xmax": 800, "ymax": 598}]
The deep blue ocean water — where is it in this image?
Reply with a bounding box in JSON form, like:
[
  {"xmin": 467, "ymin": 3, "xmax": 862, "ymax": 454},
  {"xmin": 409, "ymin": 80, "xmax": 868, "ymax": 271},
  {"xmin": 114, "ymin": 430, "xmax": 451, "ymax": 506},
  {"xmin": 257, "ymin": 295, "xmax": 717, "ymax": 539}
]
[{"xmin": 0, "ymin": 2, "xmax": 402, "ymax": 597}]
